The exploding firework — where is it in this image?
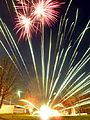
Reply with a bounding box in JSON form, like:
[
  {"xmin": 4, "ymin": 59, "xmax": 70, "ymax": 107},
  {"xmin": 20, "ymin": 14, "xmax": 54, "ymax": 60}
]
[
  {"xmin": 32, "ymin": 0, "xmax": 64, "ymax": 26},
  {"xmin": 0, "ymin": 0, "xmax": 90, "ymax": 117},
  {"xmin": 15, "ymin": 13, "xmax": 35, "ymax": 40},
  {"xmin": 14, "ymin": 0, "xmax": 39, "ymax": 39},
  {"xmin": 14, "ymin": 0, "xmax": 64, "ymax": 39}
]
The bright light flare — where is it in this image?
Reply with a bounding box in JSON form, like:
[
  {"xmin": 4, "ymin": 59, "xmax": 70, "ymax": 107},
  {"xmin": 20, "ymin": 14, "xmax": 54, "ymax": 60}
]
[
  {"xmin": 39, "ymin": 105, "xmax": 61, "ymax": 120},
  {"xmin": 33, "ymin": 0, "xmax": 65, "ymax": 26}
]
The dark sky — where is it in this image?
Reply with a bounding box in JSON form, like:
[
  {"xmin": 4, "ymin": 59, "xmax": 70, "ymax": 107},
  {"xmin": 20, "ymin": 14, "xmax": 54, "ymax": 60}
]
[
  {"xmin": 0, "ymin": 0, "xmax": 90, "ymax": 32},
  {"xmin": 0, "ymin": 0, "xmax": 90, "ymax": 97}
]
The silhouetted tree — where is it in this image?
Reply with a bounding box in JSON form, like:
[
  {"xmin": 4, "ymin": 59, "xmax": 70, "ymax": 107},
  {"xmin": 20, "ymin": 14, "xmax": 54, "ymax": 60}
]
[{"xmin": 0, "ymin": 58, "xmax": 20, "ymax": 108}]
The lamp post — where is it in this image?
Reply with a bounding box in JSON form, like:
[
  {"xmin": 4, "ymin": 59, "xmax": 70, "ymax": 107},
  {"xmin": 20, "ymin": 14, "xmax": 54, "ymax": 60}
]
[
  {"xmin": 17, "ymin": 90, "xmax": 23, "ymax": 98},
  {"xmin": 9, "ymin": 90, "xmax": 23, "ymax": 105}
]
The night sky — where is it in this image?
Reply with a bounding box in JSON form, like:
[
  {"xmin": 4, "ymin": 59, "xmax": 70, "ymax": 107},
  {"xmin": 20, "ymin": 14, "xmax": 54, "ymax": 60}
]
[{"xmin": 0, "ymin": 0, "xmax": 90, "ymax": 102}]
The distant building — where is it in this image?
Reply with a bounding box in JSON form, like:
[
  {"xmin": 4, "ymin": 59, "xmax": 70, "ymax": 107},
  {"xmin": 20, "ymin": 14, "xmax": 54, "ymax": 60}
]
[
  {"xmin": 0, "ymin": 104, "xmax": 25, "ymax": 114},
  {"xmin": 0, "ymin": 105, "xmax": 14, "ymax": 114}
]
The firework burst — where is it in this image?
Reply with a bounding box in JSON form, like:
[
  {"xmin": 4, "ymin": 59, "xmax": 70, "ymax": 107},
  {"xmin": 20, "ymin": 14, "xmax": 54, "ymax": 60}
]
[
  {"xmin": 15, "ymin": 13, "xmax": 34, "ymax": 39},
  {"xmin": 14, "ymin": 0, "xmax": 35, "ymax": 39},
  {"xmin": 32, "ymin": 0, "xmax": 64, "ymax": 26},
  {"xmin": 14, "ymin": 0, "xmax": 38, "ymax": 40},
  {"xmin": 14, "ymin": 0, "xmax": 64, "ymax": 39}
]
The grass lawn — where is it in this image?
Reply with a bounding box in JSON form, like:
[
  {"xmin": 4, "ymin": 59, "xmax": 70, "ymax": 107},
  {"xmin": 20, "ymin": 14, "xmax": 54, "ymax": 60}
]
[{"xmin": 0, "ymin": 114, "xmax": 90, "ymax": 120}]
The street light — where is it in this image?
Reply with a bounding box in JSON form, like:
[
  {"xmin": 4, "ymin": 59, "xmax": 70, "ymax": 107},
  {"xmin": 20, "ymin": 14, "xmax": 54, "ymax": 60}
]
[
  {"xmin": 17, "ymin": 90, "xmax": 23, "ymax": 98},
  {"xmin": 10, "ymin": 90, "xmax": 23, "ymax": 105}
]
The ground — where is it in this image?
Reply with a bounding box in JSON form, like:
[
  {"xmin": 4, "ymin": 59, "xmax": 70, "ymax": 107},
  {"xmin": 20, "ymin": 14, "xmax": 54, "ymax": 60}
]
[{"xmin": 0, "ymin": 114, "xmax": 90, "ymax": 120}]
